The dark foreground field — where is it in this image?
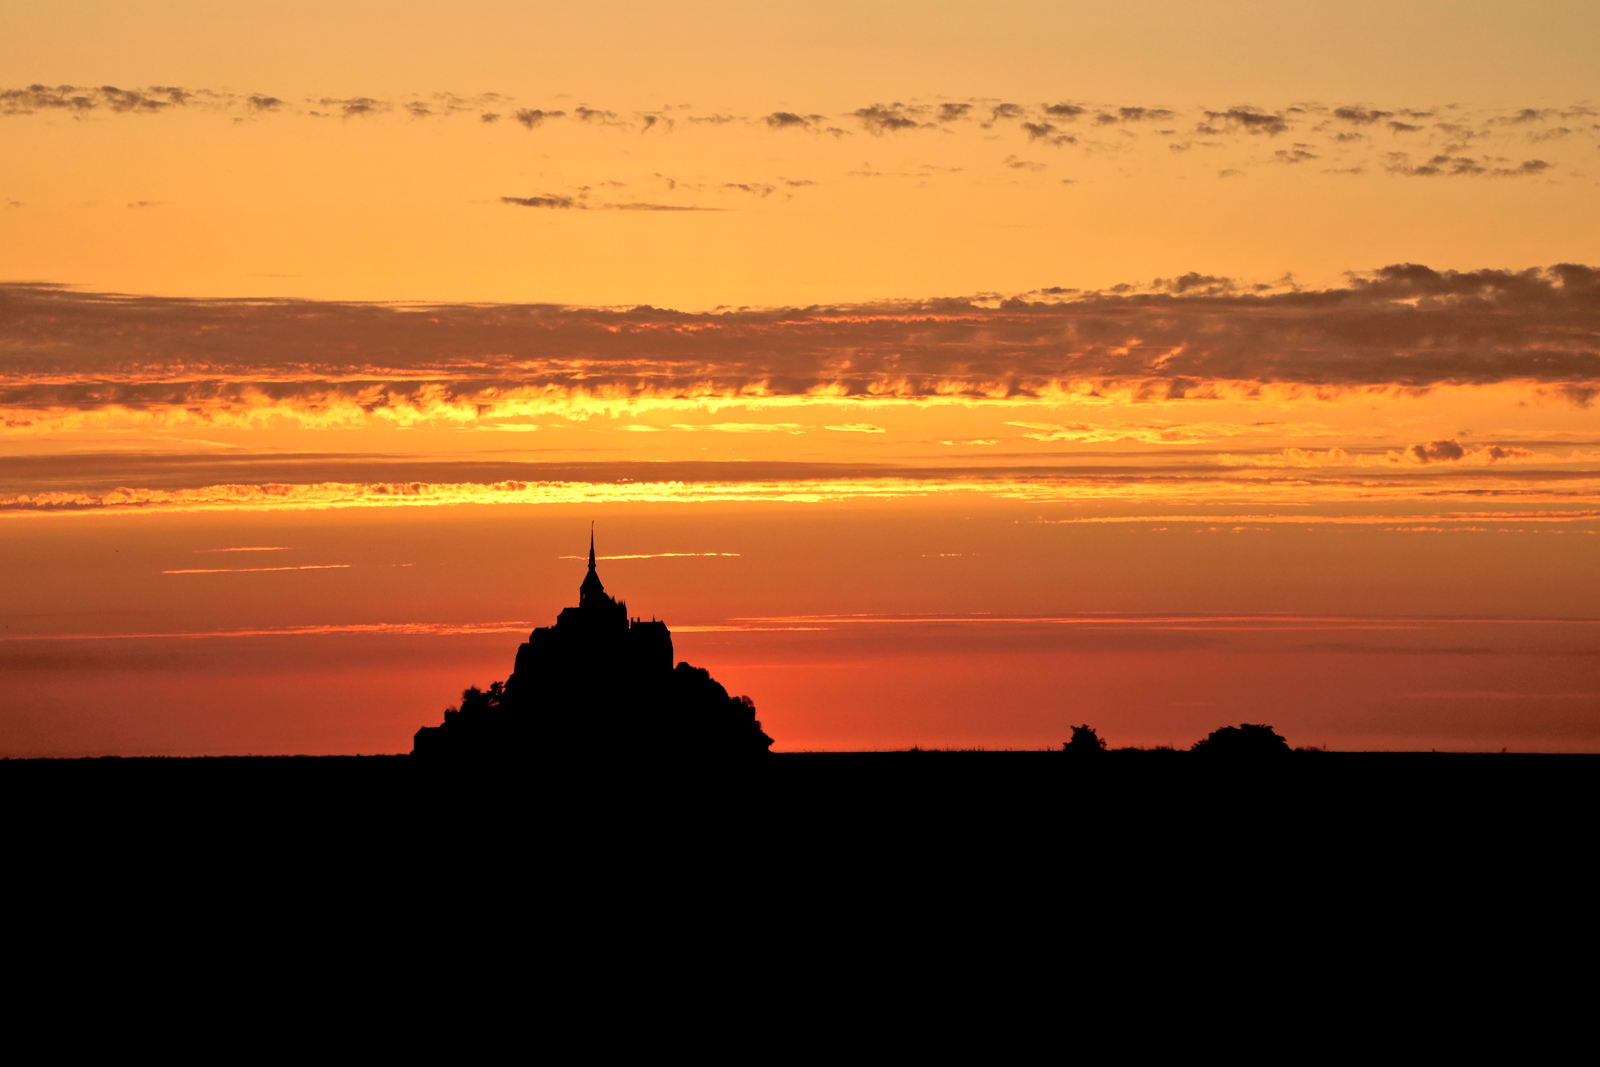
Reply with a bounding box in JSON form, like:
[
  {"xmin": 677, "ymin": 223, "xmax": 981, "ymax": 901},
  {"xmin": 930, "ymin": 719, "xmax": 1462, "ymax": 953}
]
[
  {"xmin": 7, "ymin": 751, "xmax": 1595, "ymax": 961},
  {"xmin": 7, "ymin": 750, "xmax": 1595, "ymax": 857}
]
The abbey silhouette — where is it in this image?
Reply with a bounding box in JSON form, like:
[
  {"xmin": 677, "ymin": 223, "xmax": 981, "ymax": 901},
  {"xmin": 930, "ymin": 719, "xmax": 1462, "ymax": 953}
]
[{"xmin": 413, "ymin": 529, "xmax": 774, "ymax": 758}]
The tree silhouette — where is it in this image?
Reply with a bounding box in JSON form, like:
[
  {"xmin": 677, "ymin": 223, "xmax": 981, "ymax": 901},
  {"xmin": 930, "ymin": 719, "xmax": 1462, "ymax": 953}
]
[
  {"xmin": 1192, "ymin": 723, "xmax": 1290, "ymax": 756},
  {"xmin": 1064, "ymin": 725, "xmax": 1106, "ymax": 753}
]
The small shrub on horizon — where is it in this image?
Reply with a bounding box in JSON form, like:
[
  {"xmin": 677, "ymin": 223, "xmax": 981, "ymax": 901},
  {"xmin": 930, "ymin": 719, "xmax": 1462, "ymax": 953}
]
[
  {"xmin": 1193, "ymin": 723, "xmax": 1291, "ymax": 756},
  {"xmin": 1064, "ymin": 724, "xmax": 1107, "ymax": 753}
]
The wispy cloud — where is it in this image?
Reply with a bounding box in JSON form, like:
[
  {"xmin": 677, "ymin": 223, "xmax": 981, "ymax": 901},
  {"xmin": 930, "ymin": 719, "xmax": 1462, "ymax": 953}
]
[
  {"xmin": 0, "ymin": 621, "xmax": 534, "ymax": 641},
  {"xmin": 195, "ymin": 546, "xmax": 294, "ymax": 553},
  {"xmin": 5, "ymin": 86, "xmax": 1591, "ymax": 189},
  {"xmin": 1385, "ymin": 153, "xmax": 1551, "ymax": 177},
  {"xmin": 500, "ymin": 194, "xmax": 719, "ymax": 211},
  {"xmin": 1217, "ymin": 441, "xmax": 1546, "ymax": 468},
  {"xmin": 555, "ymin": 552, "xmax": 740, "ymax": 560},
  {"xmin": 6, "ymin": 458, "xmax": 1599, "ymax": 517},
  {"xmin": 161, "ymin": 564, "xmax": 350, "ymax": 574},
  {"xmin": 853, "ymin": 103, "xmax": 927, "ymax": 134},
  {"xmin": 1034, "ymin": 510, "xmax": 1600, "ymax": 526}
]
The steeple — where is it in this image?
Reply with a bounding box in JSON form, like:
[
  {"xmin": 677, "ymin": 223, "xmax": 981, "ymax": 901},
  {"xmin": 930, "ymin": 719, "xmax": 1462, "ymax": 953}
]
[{"xmin": 580, "ymin": 522, "xmax": 608, "ymax": 607}]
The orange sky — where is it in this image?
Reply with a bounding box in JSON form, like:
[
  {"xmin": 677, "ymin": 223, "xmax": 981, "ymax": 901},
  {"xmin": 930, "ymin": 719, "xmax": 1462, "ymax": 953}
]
[{"xmin": 3, "ymin": 2, "xmax": 1600, "ymax": 754}]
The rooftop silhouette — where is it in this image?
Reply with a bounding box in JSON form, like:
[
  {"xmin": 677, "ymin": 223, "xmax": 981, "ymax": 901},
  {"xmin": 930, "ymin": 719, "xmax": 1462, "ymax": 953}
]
[{"xmin": 413, "ymin": 528, "xmax": 774, "ymax": 758}]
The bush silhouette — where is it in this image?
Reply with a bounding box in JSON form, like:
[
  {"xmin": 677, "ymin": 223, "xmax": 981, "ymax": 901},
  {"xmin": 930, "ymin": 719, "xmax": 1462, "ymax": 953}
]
[
  {"xmin": 1192, "ymin": 723, "xmax": 1291, "ymax": 756},
  {"xmin": 1064, "ymin": 725, "xmax": 1106, "ymax": 753}
]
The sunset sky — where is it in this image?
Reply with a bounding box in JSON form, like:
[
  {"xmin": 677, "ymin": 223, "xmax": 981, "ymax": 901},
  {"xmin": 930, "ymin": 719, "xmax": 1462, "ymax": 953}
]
[{"xmin": 5, "ymin": 1, "xmax": 1600, "ymax": 755}]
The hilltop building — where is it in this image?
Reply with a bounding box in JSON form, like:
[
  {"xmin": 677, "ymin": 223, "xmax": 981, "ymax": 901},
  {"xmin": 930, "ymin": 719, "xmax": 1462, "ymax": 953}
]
[{"xmin": 413, "ymin": 530, "xmax": 773, "ymax": 757}]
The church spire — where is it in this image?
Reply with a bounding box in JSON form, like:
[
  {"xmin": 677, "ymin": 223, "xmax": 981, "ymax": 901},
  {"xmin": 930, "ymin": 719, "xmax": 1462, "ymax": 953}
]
[{"xmin": 580, "ymin": 522, "xmax": 608, "ymax": 607}]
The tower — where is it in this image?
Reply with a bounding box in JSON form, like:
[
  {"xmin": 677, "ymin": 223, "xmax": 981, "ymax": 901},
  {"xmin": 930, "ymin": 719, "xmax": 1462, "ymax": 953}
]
[{"xmin": 579, "ymin": 523, "xmax": 608, "ymax": 608}]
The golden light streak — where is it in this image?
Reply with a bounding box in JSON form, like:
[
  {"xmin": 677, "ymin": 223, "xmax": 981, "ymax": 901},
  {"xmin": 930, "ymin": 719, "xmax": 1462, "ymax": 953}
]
[
  {"xmin": 555, "ymin": 552, "xmax": 741, "ymax": 560},
  {"xmin": 8, "ymin": 473, "xmax": 1600, "ymax": 516},
  {"xmin": 161, "ymin": 564, "xmax": 351, "ymax": 574},
  {"xmin": 196, "ymin": 546, "xmax": 294, "ymax": 553}
]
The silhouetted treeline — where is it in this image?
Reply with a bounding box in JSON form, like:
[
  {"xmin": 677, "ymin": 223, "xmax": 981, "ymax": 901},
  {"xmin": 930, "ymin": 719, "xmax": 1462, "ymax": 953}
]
[{"xmin": 1060, "ymin": 723, "xmax": 1297, "ymax": 755}]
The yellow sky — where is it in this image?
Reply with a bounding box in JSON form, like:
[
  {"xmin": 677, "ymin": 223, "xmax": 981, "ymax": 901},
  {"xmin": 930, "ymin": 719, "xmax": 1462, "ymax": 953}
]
[
  {"xmin": 5, "ymin": 3, "xmax": 1600, "ymax": 755},
  {"xmin": 4, "ymin": 2, "xmax": 1598, "ymax": 305}
]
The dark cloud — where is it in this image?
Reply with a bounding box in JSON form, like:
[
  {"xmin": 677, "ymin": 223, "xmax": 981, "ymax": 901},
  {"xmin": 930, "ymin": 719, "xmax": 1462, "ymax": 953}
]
[
  {"xmin": 1149, "ymin": 273, "xmax": 1236, "ymax": 295},
  {"xmin": 853, "ymin": 104, "xmax": 925, "ymax": 134},
  {"xmin": 1406, "ymin": 439, "xmax": 1466, "ymax": 463},
  {"xmin": 1002, "ymin": 156, "xmax": 1045, "ymax": 172},
  {"xmin": 513, "ymin": 108, "xmax": 565, "ymax": 129},
  {"xmin": 604, "ymin": 202, "xmax": 719, "ymax": 211},
  {"xmin": 499, "ymin": 194, "xmax": 715, "ymax": 211},
  {"xmin": 1095, "ymin": 107, "xmax": 1176, "ymax": 125},
  {"xmin": 3, "ymin": 266, "xmax": 1598, "ymax": 422},
  {"xmin": 4, "ymin": 85, "xmax": 97, "ymax": 113},
  {"xmin": 721, "ymin": 183, "xmax": 775, "ymax": 197},
  {"xmin": 248, "ymin": 95, "xmax": 283, "ymax": 112},
  {"xmin": 1333, "ymin": 107, "xmax": 1392, "ymax": 125},
  {"xmin": 1503, "ymin": 108, "xmax": 1556, "ymax": 125},
  {"xmin": 1203, "ymin": 108, "xmax": 1289, "ymax": 136},
  {"xmin": 1043, "ymin": 103, "xmax": 1084, "ymax": 119},
  {"xmin": 1389, "ymin": 438, "xmax": 1533, "ymax": 465},
  {"xmin": 1273, "ymin": 145, "xmax": 1318, "ymax": 164},
  {"xmin": 1020, "ymin": 121, "xmax": 1075, "ymax": 146},
  {"xmin": 316, "ymin": 97, "xmax": 386, "ymax": 118},
  {"xmin": 501, "ymin": 194, "xmax": 576, "ymax": 209},
  {"xmin": 762, "ymin": 111, "xmax": 831, "ymax": 133},
  {"xmin": 1, "ymin": 84, "xmax": 190, "ymax": 115},
  {"xmin": 100, "ymin": 86, "xmax": 176, "ymax": 113},
  {"xmin": 937, "ymin": 103, "xmax": 971, "ymax": 122},
  {"xmin": 1386, "ymin": 153, "xmax": 1550, "ymax": 177},
  {"xmin": 989, "ymin": 103, "xmax": 1025, "ymax": 123},
  {"xmin": 1116, "ymin": 107, "xmax": 1175, "ymax": 122},
  {"xmin": 573, "ymin": 106, "xmax": 620, "ymax": 124}
]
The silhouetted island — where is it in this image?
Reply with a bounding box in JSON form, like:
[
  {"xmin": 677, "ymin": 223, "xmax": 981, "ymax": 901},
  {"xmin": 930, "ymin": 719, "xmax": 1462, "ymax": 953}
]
[{"xmin": 413, "ymin": 532, "xmax": 774, "ymax": 759}]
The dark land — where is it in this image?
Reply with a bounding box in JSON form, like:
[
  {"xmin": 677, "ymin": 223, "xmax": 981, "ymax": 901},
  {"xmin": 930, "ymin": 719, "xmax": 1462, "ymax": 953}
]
[
  {"xmin": 9, "ymin": 750, "xmax": 1594, "ymax": 959},
  {"xmin": 8, "ymin": 749, "xmax": 1597, "ymax": 855}
]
